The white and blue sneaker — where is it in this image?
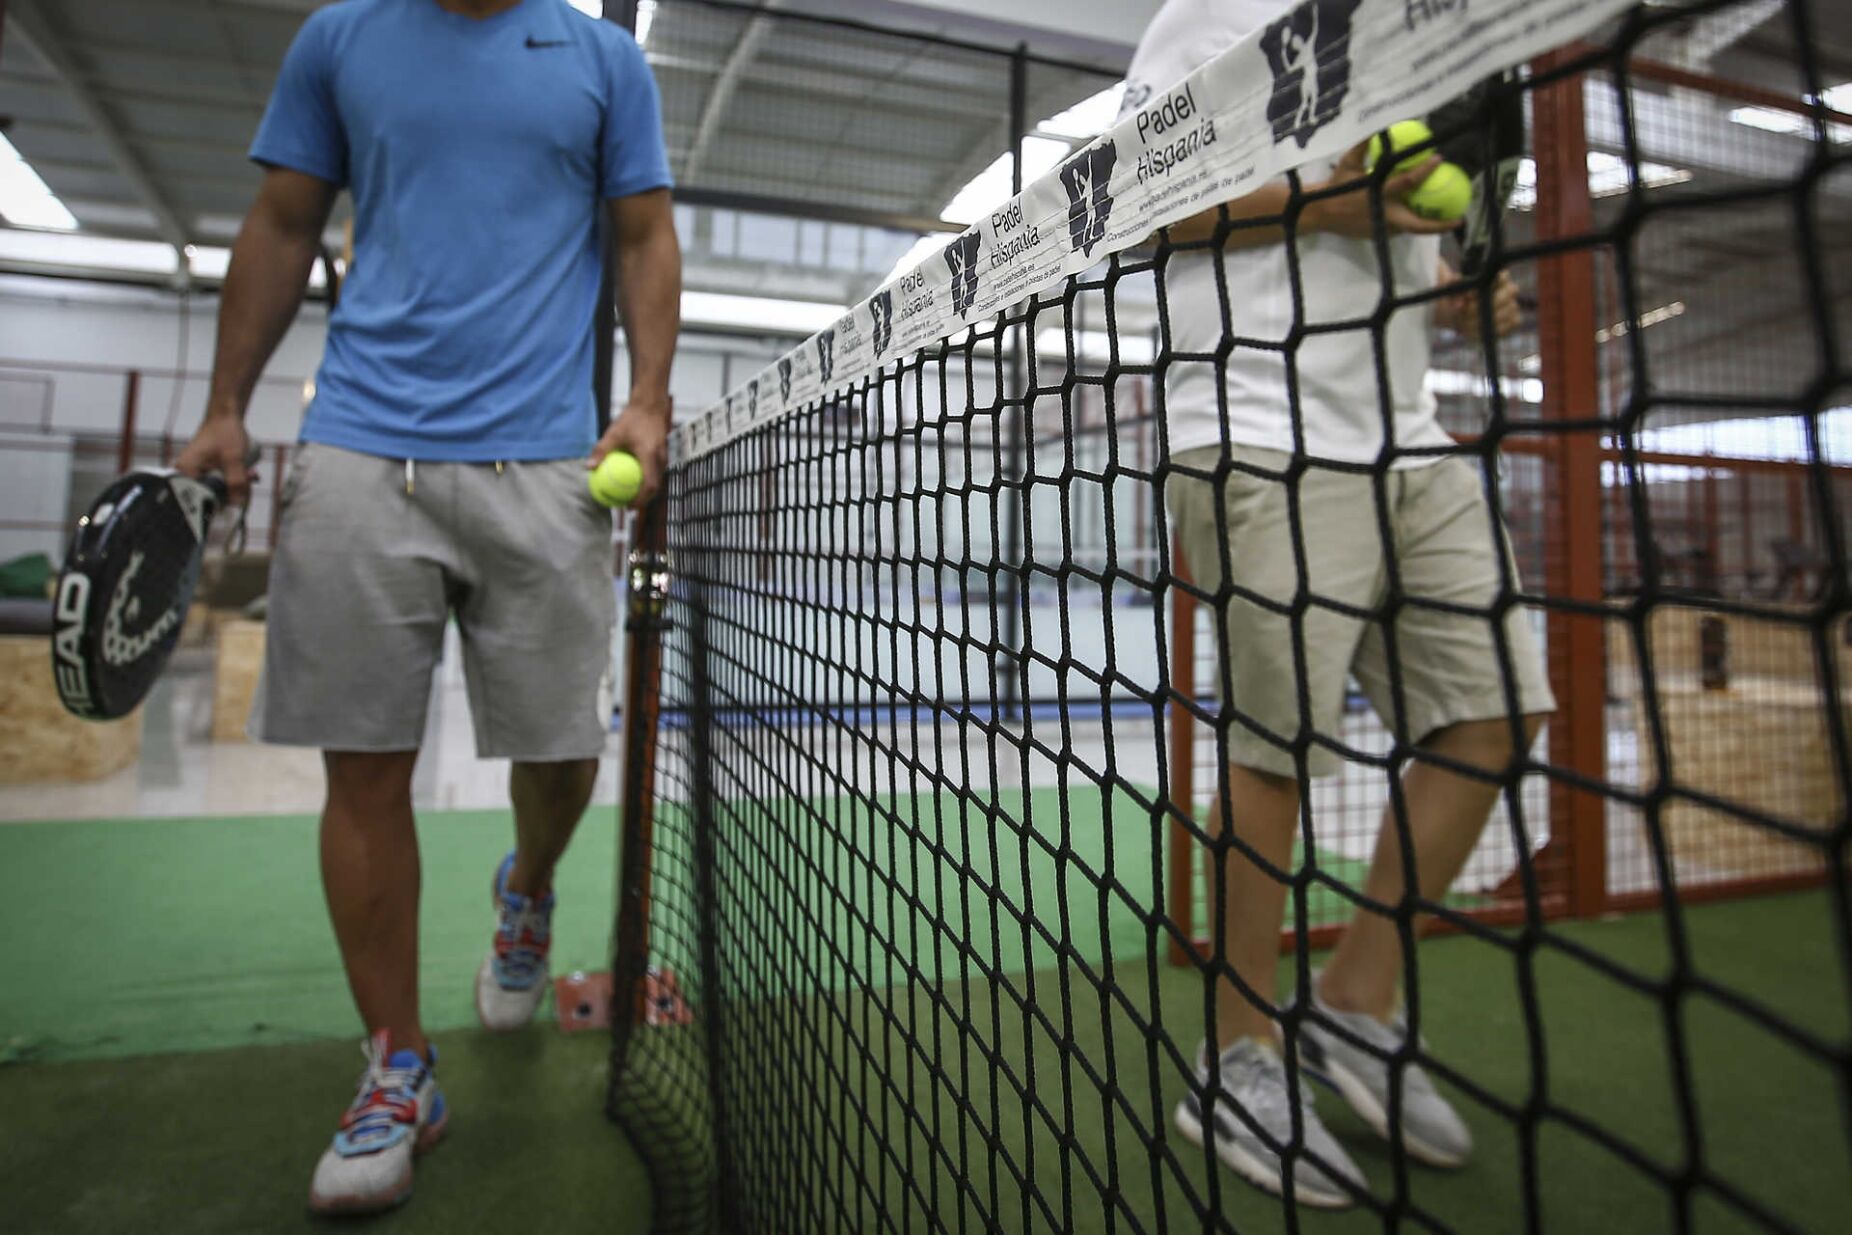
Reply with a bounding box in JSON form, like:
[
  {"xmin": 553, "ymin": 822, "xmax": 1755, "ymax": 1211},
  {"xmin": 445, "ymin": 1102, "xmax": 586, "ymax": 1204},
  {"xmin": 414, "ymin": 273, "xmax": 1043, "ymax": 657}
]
[
  {"xmin": 1174, "ymin": 1037, "xmax": 1367, "ymax": 1209},
  {"xmin": 474, "ymin": 851, "xmax": 555, "ymax": 1031},
  {"xmin": 1297, "ymin": 974, "xmax": 1475, "ymax": 1168},
  {"xmin": 307, "ymin": 1031, "xmax": 447, "ymax": 1215}
]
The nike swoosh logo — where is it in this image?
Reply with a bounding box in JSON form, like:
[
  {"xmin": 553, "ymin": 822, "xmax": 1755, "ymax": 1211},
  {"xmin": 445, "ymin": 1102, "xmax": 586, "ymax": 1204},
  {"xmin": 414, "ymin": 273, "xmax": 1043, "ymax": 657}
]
[{"xmin": 525, "ymin": 36, "xmax": 569, "ymax": 48}]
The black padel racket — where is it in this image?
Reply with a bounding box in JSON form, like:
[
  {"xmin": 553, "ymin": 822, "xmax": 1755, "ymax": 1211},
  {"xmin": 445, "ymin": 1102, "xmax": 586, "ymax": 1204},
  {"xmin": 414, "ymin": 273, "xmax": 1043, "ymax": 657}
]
[{"xmin": 51, "ymin": 469, "xmax": 231, "ymax": 720}]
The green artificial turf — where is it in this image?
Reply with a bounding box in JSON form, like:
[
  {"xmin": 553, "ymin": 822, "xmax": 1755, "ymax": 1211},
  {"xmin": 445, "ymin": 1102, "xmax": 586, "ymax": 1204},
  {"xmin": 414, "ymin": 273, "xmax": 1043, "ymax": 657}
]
[
  {"xmin": 692, "ymin": 890, "xmax": 1849, "ymax": 1235},
  {"xmin": 0, "ymin": 809, "xmax": 621, "ymax": 1064},
  {"xmin": 0, "ymin": 802, "xmax": 1844, "ymax": 1232},
  {"xmin": 0, "ymin": 789, "xmax": 1404, "ymax": 1064},
  {"xmin": 0, "ymin": 1029, "xmax": 651, "ymax": 1234}
]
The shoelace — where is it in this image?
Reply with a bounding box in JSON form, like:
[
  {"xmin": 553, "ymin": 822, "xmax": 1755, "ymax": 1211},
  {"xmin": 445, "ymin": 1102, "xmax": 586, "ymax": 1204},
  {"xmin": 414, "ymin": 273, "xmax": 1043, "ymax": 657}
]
[
  {"xmin": 493, "ymin": 895, "xmax": 553, "ymax": 986},
  {"xmin": 1345, "ymin": 1010, "xmax": 1442, "ymax": 1101},
  {"xmin": 340, "ymin": 1037, "xmax": 423, "ymax": 1148}
]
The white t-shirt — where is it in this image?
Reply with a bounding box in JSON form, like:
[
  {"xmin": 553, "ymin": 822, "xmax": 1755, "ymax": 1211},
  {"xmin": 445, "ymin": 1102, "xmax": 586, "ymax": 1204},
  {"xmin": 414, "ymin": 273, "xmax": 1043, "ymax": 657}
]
[{"xmin": 1124, "ymin": 0, "xmax": 1451, "ymax": 466}]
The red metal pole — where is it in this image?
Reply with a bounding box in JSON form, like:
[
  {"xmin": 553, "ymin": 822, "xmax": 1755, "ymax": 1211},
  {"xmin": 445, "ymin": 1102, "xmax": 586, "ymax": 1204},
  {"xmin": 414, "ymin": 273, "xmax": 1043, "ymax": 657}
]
[
  {"xmin": 1532, "ymin": 50, "xmax": 1609, "ymax": 918},
  {"xmin": 1166, "ymin": 538, "xmax": 1198, "ymax": 967},
  {"xmin": 116, "ymin": 370, "xmax": 141, "ymax": 475}
]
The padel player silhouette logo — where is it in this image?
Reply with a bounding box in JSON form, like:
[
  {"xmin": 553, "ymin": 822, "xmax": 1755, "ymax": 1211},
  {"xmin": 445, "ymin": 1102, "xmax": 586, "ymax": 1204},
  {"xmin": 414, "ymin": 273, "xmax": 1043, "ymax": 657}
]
[
  {"xmin": 1060, "ymin": 142, "xmax": 1117, "ymax": 258},
  {"xmin": 778, "ymin": 358, "xmax": 793, "ymax": 402},
  {"xmin": 1260, "ymin": 0, "xmax": 1362, "ymax": 148},
  {"xmin": 869, "ymin": 292, "xmax": 894, "ymax": 357},
  {"xmin": 748, "ymin": 380, "xmax": 760, "ymax": 420},
  {"xmin": 816, "ymin": 329, "xmax": 837, "ymax": 383},
  {"xmin": 945, "ymin": 230, "xmax": 982, "ymax": 315}
]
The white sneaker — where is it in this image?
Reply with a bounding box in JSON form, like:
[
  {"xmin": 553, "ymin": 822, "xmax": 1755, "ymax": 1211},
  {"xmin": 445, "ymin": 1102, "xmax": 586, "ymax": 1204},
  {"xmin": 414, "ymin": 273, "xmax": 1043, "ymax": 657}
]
[
  {"xmin": 1298, "ymin": 974, "xmax": 1475, "ymax": 1168},
  {"xmin": 307, "ymin": 1031, "xmax": 448, "ymax": 1215},
  {"xmin": 1174, "ymin": 1037, "xmax": 1368, "ymax": 1209},
  {"xmin": 475, "ymin": 850, "xmax": 554, "ymax": 1032}
]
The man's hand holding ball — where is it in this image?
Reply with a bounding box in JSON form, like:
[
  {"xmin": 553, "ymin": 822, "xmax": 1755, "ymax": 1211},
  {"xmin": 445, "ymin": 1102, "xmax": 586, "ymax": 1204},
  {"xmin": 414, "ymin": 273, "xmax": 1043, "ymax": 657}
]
[{"xmin": 589, "ymin": 395, "xmax": 671, "ymax": 508}]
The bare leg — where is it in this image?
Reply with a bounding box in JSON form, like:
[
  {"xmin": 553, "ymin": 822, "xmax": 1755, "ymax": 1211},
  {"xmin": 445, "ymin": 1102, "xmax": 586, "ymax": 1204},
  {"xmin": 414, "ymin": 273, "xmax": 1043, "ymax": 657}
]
[
  {"xmin": 1318, "ymin": 714, "xmax": 1548, "ymax": 1019},
  {"xmin": 321, "ymin": 749, "xmax": 425, "ymax": 1055},
  {"xmin": 505, "ymin": 759, "xmax": 598, "ymax": 897},
  {"xmin": 1211, "ymin": 763, "xmax": 1304, "ymax": 1048}
]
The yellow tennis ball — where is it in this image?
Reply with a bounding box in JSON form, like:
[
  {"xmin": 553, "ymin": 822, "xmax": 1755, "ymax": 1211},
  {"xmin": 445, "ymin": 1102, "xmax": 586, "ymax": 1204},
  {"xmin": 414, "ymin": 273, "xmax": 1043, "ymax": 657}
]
[
  {"xmin": 1365, "ymin": 120, "xmax": 1435, "ymax": 174},
  {"xmin": 589, "ymin": 450, "xmax": 643, "ymax": 508},
  {"xmin": 1407, "ymin": 160, "xmax": 1472, "ymax": 222}
]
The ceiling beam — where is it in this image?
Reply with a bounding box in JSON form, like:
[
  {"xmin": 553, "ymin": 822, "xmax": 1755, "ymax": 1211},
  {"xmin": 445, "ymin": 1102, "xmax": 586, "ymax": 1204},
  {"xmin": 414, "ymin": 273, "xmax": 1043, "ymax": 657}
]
[
  {"xmin": 681, "ymin": 0, "xmax": 785, "ymax": 183},
  {"xmin": 8, "ymin": 0, "xmax": 193, "ymax": 255}
]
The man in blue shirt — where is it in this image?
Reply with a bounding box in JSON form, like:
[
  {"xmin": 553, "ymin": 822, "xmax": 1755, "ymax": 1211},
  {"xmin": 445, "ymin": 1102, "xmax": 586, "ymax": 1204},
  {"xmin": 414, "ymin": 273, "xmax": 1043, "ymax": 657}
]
[{"xmin": 175, "ymin": 0, "xmax": 680, "ymax": 1214}]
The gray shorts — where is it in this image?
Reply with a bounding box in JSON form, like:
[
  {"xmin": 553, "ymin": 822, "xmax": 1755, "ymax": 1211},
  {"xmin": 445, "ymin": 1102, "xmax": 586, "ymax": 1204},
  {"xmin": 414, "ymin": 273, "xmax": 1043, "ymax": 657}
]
[
  {"xmin": 253, "ymin": 442, "xmax": 616, "ymax": 760},
  {"xmin": 1169, "ymin": 445, "xmax": 1555, "ymax": 779}
]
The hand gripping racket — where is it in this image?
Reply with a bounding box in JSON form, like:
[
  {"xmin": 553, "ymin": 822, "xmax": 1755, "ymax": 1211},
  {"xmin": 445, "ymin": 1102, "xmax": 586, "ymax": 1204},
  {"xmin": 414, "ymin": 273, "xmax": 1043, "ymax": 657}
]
[{"xmin": 51, "ymin": 468, "xmax": 237, "ymax": 720}]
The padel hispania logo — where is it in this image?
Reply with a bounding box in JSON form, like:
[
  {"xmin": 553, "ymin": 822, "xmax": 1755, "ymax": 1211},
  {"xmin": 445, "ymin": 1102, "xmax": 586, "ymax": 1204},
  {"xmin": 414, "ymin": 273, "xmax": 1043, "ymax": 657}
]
[
  {"xmin": 944, "ymin": 230, "xmax": 982, "ymax": 316},
  {"xmin": 1060, "ymin": 141, "xmax": 1118, "ymax": 258},
  {"xmin": 1260, "ymin": 0, "xmax": 1362, "ymax": 149},
  {"xmin": 778, "ymin": 358, "xmax": 793, "ymax": 402},
  {"xmin": 869, "ymin": 291, "xmax": 894, "ymax": 357},
  {"xmin": 816, "ymin": 329, "xmax": 837, "ymax": 383}
]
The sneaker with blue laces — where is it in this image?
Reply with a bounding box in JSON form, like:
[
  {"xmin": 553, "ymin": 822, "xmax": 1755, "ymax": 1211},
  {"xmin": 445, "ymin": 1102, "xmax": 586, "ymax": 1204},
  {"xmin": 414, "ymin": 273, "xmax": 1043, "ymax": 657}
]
[
  {"xmin": 475, "ymin": 851, "xmax": 554, "ymax": 1031},
  {"xmin": 307, "ymin": 1031, "xmax": 447, "ymax": 1215}
]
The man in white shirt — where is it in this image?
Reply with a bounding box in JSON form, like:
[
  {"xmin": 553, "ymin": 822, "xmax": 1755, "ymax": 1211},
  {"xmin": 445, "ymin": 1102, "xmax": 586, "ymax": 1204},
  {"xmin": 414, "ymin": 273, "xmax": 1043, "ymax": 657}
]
[{"xmin": 1125, "ymin": 0, "xmax": 1555, "ymax": 1209}]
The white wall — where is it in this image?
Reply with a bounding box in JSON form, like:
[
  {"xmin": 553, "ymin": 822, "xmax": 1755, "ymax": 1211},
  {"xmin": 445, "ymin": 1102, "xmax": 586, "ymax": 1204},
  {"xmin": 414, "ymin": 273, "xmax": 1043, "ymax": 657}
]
[{"xmin": 0, "ymin": 273, "xmax": 801, "ymax": 568}]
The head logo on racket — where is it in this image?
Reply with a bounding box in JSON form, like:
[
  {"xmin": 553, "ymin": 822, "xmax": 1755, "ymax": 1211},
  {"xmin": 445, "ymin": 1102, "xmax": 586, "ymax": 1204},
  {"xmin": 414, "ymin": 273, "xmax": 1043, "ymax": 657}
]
[{"xmin": 51, "ymin": 469, "xmax": 232, "ymax": 721}]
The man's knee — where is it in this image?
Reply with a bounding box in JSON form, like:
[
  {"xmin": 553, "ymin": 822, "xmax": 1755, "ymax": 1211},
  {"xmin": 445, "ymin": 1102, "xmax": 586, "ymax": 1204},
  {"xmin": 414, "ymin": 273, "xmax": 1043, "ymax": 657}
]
[
  {"xmin": 512, "ymin": 758, "xmax": 598, "ymax": 799},
  {"xmin": 1425, "ymin": 712, "xmax": 1549, "ymax": 774},
  {"xmin": 324, "ymin": 749, "xmax": 418, "ymax": 808}
]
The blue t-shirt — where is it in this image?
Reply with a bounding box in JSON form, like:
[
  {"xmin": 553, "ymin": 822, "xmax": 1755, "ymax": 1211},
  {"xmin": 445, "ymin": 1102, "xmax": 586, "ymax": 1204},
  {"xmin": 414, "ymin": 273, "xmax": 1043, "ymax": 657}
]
[{"xmin": 251, "ymin": 0, "xmax": 672, "ymax": 461}]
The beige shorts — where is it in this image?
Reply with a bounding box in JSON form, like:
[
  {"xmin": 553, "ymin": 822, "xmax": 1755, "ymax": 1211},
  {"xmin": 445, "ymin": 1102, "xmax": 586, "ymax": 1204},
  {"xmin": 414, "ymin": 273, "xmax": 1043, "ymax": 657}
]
[{"xmin": 1169, "ymin": 445, "xmax": 1555, "ymax": 778}]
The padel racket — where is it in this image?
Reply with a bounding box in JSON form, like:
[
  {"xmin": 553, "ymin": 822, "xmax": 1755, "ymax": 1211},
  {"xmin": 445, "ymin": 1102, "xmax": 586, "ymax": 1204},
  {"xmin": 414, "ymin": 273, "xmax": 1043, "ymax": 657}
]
[
  {"xmin": 1429, "ymin": 72, "xmax": 1525, "ymax": 277},
  {"xmin": 51, "ymin": 469, "xmax": 233, "ymax": 720}
]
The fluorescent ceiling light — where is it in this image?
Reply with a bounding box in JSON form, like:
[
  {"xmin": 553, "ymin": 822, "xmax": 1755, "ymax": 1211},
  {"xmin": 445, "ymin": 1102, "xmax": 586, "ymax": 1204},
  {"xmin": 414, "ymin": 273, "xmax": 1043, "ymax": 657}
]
[
  {"xmin": 1728, "ymin": 82, "xmax": 1852, "ymax": 143},
  {"xmin": 1038, "ymin": 84, "xmax": 1127, "ymax": 142},
  {"xmin": 941, "ymin": 136, "xmax": 1071, "ymax": 227},
  {"xmin": 681, "ymin": 290, "xmax": 842, "ymax": 335},
  {"xmin": 1507, "ymin": 152, "xmax": 1693, "ymax": 210},
  {"xmin": 0, "ymin": 133, "xmax": 79, "ymax": 231},
  {"xmin": 876, "ymin": 83, "xmax": 1129, "ymax": 287},
  {"xmin": 0, "ymin": 228, "xmax": 176, "ymax": 274},
  {"xmin": 1627, "ymin": 407, "xmax": 1852, "ymax": 465}
]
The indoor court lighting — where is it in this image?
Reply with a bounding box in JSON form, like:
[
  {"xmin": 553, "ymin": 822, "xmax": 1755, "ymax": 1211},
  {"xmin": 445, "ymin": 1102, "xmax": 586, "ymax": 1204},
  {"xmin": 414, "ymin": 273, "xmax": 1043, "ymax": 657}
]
[
  {"xmin": 566, "ymin": 0, "xmax": 602, "ymax": 17},
  {"xmin": 1038, "ymin": 83, "xmax": 1128, "ymax": 141},
  {"xmin": 1507, "ymin": 153, "xmax": 1693, "ymax": 210},
  {"xmin": 1729, "ymin": 82, "xmax": 1852, "ymax": 143},
  {"xmin": 681, "ymin": 290, "xmax": 842, "ymax": 335},
  {"xmin": 0, "ymin": 133, "xmax": 80, "ymax": 231},
  {"xmin": 940, "ymin": 136, "xmax": 1070, "ymax": 226}
]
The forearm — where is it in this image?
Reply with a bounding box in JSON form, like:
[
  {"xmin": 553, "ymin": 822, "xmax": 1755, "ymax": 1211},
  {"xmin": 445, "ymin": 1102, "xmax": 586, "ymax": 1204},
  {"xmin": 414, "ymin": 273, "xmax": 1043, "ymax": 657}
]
[
  {"xmin": 613, "ymin": 224, "xmax": 681, "ymax": 416},
  {"xmin": 1159, "ymin": 182, "xmax": 1307, "ymax": 250},
  {"xmin": 206, "ymin": 211, "xmax": 322, "ymax": 420}
]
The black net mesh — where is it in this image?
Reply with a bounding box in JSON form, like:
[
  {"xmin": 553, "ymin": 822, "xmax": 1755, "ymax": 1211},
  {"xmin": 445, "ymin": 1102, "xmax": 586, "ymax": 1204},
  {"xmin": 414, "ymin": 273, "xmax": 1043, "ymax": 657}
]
[{"xmin": 611, "ymin": 2, "xmax": 1852, "ymax": 1230}]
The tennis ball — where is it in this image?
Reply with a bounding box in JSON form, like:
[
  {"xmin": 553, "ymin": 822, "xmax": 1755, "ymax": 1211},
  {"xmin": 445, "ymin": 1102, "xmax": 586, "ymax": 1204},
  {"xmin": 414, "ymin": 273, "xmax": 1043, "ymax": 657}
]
[
  {"xmin": 1365, "ymin": 120, "xmax": 1435, "ymax": 174},
  {"xmin": 589, "ymin": 450, "xmax": 643, "ymax": 508},
  {"xmin": 1407, "ymin": 160, "xmax": 1472, "ymax": 222}
]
